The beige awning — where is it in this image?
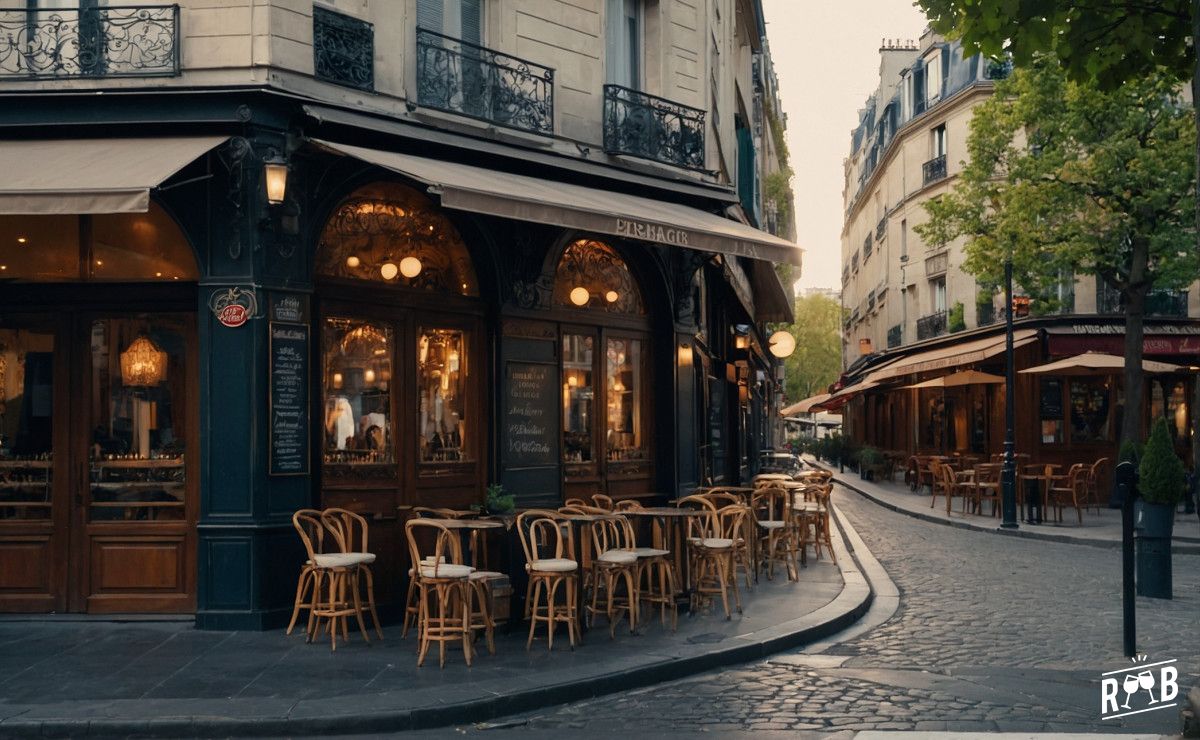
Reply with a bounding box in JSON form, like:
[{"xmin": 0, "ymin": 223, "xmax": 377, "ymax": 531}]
[
  {"xmin": 781, "ymin": 393, "xmax": 832, "ymax": 416},
  {"xmin": 312, "ymin": 140, "xmax": 804, "ymax": 266},
  {"xmin": 0, "ymin": 137, "xmax": 229, "ymax": 215},
  {"xmin": 903, "ymin": 369, "xmax": 1005, "ymax": 389},
  {"xmin": 866, "ymin": 329, "xmax": 1039, "ymax": 383},
  {"xmin": 1020, "ymin": 352, "xmax": 1183, "ymax": 376}
]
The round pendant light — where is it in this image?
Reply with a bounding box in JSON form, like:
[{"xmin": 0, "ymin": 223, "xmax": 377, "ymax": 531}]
[
  {"xmin": 380, "ymin": 262, "xmax": 399, "ymax": 280},
  {"xmin": 569, "ymin": 287, "xmax": 590, "ymax": 306},
  {"xmin": 400, "ymin": 256, "xmax": 423, "ymax": 278},
  {"xmin": 605, "ymin": 290, "xmax": 619, "ymax": 303},
  {"xmin": 768, "ymin": 330, "xmax": 797, "ymax": 358},
  {"xmin": 346, "ymin": 255, "xmax": 361, "ymax": 268}
]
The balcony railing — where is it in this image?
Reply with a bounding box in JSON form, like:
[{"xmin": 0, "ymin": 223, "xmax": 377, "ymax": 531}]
[
  {"xmin": 922, "ymin": 154, "xmax": 947, "ymax": 186},
  {"xmin": 603, "ymin": 84, "xmax": 706, "ymax": 171},
  {"xmin": 313, "ymin": 6, "xmax": 373, "ymax": 91},
  {"xmin": 416, "ymin": 28, "xmax": 554, "ymax": 136},
  {"xmin": 917, "ymin": 310, "xmax": 947, "ymax": 340},
  {"xmin": 863, "ymin": 234, "xmax": 872, "ymax": 259},
  {"xmin": 876, "ymin": 216, "xmax": 887, "ymax": 241},
  {"xmin": 887, "ymin": 324, "xmax": 902, "ymax": 348},
  {"xmin": 1097, "ymin": 283, "xmax": 1188, "ymax": 317},
  {"xmin": 985, "ymin": 59, "xmax": 1013, "ymax": 80},
  {"xmin": 0, "ymin": 5, "xmax": 179, "ymax": 79}
]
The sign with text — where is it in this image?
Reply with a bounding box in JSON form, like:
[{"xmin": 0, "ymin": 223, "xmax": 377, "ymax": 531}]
[
  {"xmin": 270, "ymin": 322, "xmax": 309, "ymax": 476},
  {"xmin": 504, "ymin": 361, "xmax": 557, "ymax": 468}
]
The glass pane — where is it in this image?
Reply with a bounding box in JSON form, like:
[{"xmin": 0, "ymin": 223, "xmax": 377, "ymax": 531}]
[
  {"xmin": 91, "ymin": 205, "xmax": 198, "ymax": 282},
  {"xmin": 562, "ymin": 334, "xmax": 594, "ymax": 463},
  {"xmin": 0, "ymin": 215, "xmax": 80, "ymax": 281},
  {"xmin": 1149, "ymin": 379, "xmax": 1189, "ymax": 440},
  {"xmin": 606, "ymin": 337, "xmax": 645, "ymax": 461},
  {"xmin": 88, "ymin": 318, "xmax": 188, "ymax": 522},
  {"xmin": 0, "ymin": 327, "xmax": 55, "ymax": 521},
  {"xmin": 322, "ymin": 318, "xmax": 394, "ymax": 466},
  {"xmin": 1069, "ymin": 378, "xmax": 1112, "ymax": 444},
  {"xmin": 552, "ymin": 239, "xmax": 644, "ymax": 314},
  {"xmin": 417, "ymin": 328, "xmax": 471, "ymax": 464},
  {"xmin": 1039, "ymin": 379, "xmax": 1064, "ymax": 444}
]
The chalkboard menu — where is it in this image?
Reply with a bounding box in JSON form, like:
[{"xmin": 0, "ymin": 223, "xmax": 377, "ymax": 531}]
[
  {"xmin": 1040, "ymin": 379, "xmax": 1063, "ymax": 420},
  {"xmin": 504, "ymin": 361, "xmax": 557, "ymax": 467},
  {"xmin": 708, "ymin": 377, "xmax": 726, "ymax": 473},
  {"xmin": 270, "ymin": 322, "xmax": 309, "ymax": 476}
]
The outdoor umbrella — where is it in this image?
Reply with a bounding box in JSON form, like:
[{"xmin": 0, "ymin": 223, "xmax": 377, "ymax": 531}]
[
  {"xmin": 902, "ymin": 369, "xmax": 1005, "ymax": 389},
  {"xmin": 781, "ymin": 392, "xmax": 832, "ymax": 416},
  {"xmin": 1019, "ymin": 352, "xmax": 1183, "ymax": 376}
]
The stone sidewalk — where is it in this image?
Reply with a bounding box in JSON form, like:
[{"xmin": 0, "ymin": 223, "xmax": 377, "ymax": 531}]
[
  {"xmin": 816, "ymin": 458, "xmax": 1200, "ymax": 554},
  {"xmin": 0, "ymin": 507, "xmax": 871, "ymax": 738}
]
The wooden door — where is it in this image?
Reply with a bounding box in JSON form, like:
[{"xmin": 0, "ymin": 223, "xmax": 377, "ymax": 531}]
[{"xmin": 0, "ymin": 314, "xmax": 70, "ymax": 612}]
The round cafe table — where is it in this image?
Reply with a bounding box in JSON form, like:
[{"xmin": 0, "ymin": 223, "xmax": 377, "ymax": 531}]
[{"xmin": 622, "ymin": 507, "xmax": 705, "ymax": 606}]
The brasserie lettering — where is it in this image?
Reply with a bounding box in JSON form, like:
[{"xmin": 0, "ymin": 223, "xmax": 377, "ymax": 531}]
[{"xmin": 616, "ymin": 218, "xmax": 690, "ymax": 246}]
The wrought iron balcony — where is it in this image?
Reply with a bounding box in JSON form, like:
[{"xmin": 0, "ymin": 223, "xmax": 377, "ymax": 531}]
[
  {"xmin": 923, "ymin": 154, "xmax": 947, "ymax": 186},
  {"xmin": 603, "ymin": 84, "xmax": 706, "ymax": 171},
  {"xmin": 977, "ymin": 302, "xmax": 996, "ymax": 327},
  {"xmin": 887, "ymin": 324, "xmax": 903, "ymax": 348},
  {"xmin": 416, "ymin": 28, "xmax": 554, "ymax": 135},
  {"xmin": 314, "ymin": 6, "xmax": 373, "ymax": 91},
  {"xmin": 985, "ymin": 59, "xmax": 1013, "ymax": 80},
  {"xmin": 863, "ymin": 234, "xmax": 872, "ymax": 259},
  {"xmin": 1097, "ymin": 283, "xmax": 1188, "ymax": 317},
  {"xmin": 0, "ymin": 5, "xmax": 179, "ymax": 79},
  {"xmin": 917, "ymin": 310, "xmax": 947, "ymax": 340},
  {"xmin": 876, "ymin": 216, "xmax": 887, "ymax": 241}
]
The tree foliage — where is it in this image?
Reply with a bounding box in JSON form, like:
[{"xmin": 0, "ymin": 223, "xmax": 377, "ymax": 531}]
[
  {"xmin": 777, "ymin": 293, "xmax": 843, "ymax": 403},
  {"xmin": 916, "ymin": 59, "xmax": 1196, "ymax": 446}
]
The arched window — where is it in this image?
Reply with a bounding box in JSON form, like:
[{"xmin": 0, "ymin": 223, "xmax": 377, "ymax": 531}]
[
  {"xmin": 315, "ymin": 182, "xmax": 478, "ymax": 296},
  {"xmin": 552, "ymin": 239, "xmax": 643, "ymax": 313},
  {"xmin": 0, "ymin": 203, "xmax": 198, "ymax": 281}
]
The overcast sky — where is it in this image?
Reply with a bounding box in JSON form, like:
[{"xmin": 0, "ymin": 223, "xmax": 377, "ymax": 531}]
[{"xmin": 761, "ymin": 0, "xmax": 929, "ymax": 291}]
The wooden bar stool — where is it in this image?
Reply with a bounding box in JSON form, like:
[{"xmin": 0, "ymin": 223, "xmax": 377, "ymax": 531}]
[
  {"xmin": 688, "ymin": 502, "xmax": 747, "ymax": 619},
  {"xmin": 292, "ymin": 510, "xmax": 374, "ymax": 651},
  {"xmin": 321, "ymin": 507, "xmax": 383, "ymax": 640},
  {"xmin": 753, "ymin": 486, "xmax": 798, "ymax": 581},
  {"xmin": 586, "ymin": 515, "xmax": 640, "ymax": 637},
  {"xmin": 286, "ymin": 508, "xmax": 324, "ymax": 636},
  {"xmin": 517, "ymin": 510, "xmax": 580, "ymax": 651},
  {"xmin": 404, "ymin": 519, "xmax": 475, "ymax": 668}
]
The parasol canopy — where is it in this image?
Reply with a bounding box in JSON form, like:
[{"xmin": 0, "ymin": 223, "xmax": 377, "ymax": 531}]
[
  {"xmin": 903, "ymin": 370, "xmax": 1005, "ymax": 389},
  {"xmin": 1019, "ymin": 352, "xmax": 1183, "ymax": 376}
]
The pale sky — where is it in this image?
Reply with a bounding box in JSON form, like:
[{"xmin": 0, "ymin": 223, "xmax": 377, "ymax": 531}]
[{"xmin": 762, "ymin": 0, "xmax": 929, "ymax": 291}]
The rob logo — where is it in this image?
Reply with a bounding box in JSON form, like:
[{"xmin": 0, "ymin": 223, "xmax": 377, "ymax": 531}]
[{"xmin": 1101, "ymin": 655, "xmax": 1179, "ymax": 720}]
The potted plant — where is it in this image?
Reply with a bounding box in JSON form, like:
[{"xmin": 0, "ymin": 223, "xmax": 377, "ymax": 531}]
[
  {"xmin": 474, "ymin": 483, "xmax": 515, "ymax": 515},
  {"xmin": 1135, "ymin": 417, "xmax": 1183, "ymax": 598},
  {"xmin": 858, "ymin": 446, "xmax": 884, "ymax": 481}
]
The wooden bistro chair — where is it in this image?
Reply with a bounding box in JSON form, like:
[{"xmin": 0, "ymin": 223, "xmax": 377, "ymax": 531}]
[
  {"xmin": 1047, "ymin": 464, "xmax": 1090, "ymax": 525},
  {"xmin": 517, "ymin": 510, "xmax": 581, "ymax": 651},
  {"xmin": 622, "ymin": 517, "xmax": 678, "ymax": 632},
  {"xmin": 1086, "ymin": 457, "xmax": 1110, "ymax": 514},
  {"xmin": 404, "ymin": 519, "xmax": 475, "ymax": 668},
  {"xmin": 699, "ymin": 490, "xmax": 753, "ymax": 587},
  {"xmin": 681, "ymin": 498, "xmax": 747, "ymax": 619},
  {"xmin": 970, "ymin": 464, "xmax": 1002, "ymax": 517},
  {"xmin": 402, "ymin": 506, "xmax": 470, "ymax": 638},
  {"xmin": 321, "ymin": 508, "xmax": 383, "ymax": 640},
  {"xmin": 752, "ymin": 485, "xmax": 798, "ymax": 582},
  {"xmin": 591, "ymin": 493, "xmax": 615, "ymax": 511},
  {"xmin": 585, "ymin": 514, "xmax": 640, "ymax": 637},
  {"xmin": 292, "ymin": 510, "xmax": 374, "ymax": 651},
  {"xmin": 286, "ymin": 508, "xmax": 325, "ymax": 636}
]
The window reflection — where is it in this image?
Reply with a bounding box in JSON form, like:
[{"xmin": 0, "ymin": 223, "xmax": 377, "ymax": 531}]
[
  {"xmin": 563, "ymin": 334, "xmax": 594, "ymax": 463},
  {"xmin": 1069, "ymin": 378, "xmax": 1111, "ymax": 443},
  {"xmin": 606, "ymin": 337, "xmax": 645, "ymax": 460},
  {"xmin": 1150, "ymin": 378, "xmax": 1188, "ymax": 439},
  {"xmin": 0, "ymin": 327, "xmax": 55, "ymax": 521},
  {"xmin": 418, "ymin": 328, "xmax": 470, "ymax": 464},
  {"xmin": 323, "ymin": 318, "xmax": 393, "ymax": 464}
]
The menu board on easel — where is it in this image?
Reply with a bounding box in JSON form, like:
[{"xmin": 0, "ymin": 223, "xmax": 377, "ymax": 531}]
[
  {"xmin": 504, "ymin": 361, "xmax": 557, "ymax": 468},
  {"xmin": 270, "ymin": 322, "xmax": 309, "ymax": 476}
]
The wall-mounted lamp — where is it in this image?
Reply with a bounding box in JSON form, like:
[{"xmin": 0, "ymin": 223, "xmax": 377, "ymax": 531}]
[
  {"xmin": 263, "ymin": 152, "xmax": 289, "ymax": 205},
  {"xmin": 677, "ymin": 343, "xmax": 694, "ymax": 367},
  {"xmin": 768, "ymin": 330, "xmax": 796, "ymax": 358}
]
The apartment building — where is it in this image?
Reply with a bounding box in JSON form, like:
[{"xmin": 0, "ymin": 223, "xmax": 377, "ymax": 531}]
[{"xmin": 0, "ymin": 0, "xmax": 799, "ymax": 627}]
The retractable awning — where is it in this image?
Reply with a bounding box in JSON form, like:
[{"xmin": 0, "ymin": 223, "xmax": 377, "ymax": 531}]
[
  {"xmin": 0, "ymin": 137, "xmax": 229, "ymax": 214},
  {"xmin": 780, "ymin": 393, "xmax": 832, "ymax": 416},
  {"xmin": 312, "ymin": 140, "xmax": 804, "ymax": 267},
  {"xmin": 864, "ymin": 329, "xmax": 1039, "ymax": 383}
]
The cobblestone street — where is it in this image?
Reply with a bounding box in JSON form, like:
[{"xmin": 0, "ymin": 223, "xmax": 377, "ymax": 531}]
[{"xmin": 476, "ymin": 487, "xmax": 1200, "ymax": 735}]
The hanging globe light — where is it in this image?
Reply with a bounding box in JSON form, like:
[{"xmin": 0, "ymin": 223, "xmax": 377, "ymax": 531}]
[
  {"xmin": 400, "ymin": 256, "xmax": 423, "ymax": 278},
  {"xmin": 569, "ymin": 287, "xmax": 589, "ymax": 306},
  {"xmin": 768, "ymin": 330, "xmax": 796, "ymax": 358}
]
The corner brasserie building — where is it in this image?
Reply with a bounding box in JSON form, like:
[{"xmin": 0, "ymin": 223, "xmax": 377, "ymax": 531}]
[{"xmin": 0, "ymin": 112, "xmax": 798, "ymax": 627}]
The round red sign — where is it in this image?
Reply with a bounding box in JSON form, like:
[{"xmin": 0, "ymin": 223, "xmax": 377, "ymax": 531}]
[{"xmin": 218, "ymin": 304, "xmax": 248, "ymax": 328}]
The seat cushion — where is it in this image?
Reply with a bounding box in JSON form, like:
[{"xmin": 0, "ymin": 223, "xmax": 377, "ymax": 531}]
[
  {"xmin": 418, "ymin": 563, "xmax": 474, "ymax": 579},
  {"xmin": 527, "ymin": 558, "xmax": 578, "ymax": 573},
  {"xmin": 757, "ymin": 519, "xmax": 786, "ymax": 530},
  {"xmin": 628, "ymin": 547, "xmax": 669, "ymax": 558},
  {"xmin": 698, "ymin": 537, "xmax": 734, "ymax": 549},
  {"xmin": 597, "ymin": 549, "xmax": 638, "ymax": 565},
  {"xmin": 312, "ymin": 552, "xmax": 374, "ymax": 568},
  {"xmin": 469, "ymin": 570, "xmax": 506, "ymax": 581}
]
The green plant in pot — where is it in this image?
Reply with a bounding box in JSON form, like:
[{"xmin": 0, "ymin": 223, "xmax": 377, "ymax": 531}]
[
  {"xmin": 480, "ymin": 483, "xmax": 515, "ymax": 515},
  {"xmin": 1135, "ymin": 417, "xmax": 1183, "ymax": 599},
  {"xmin": 858, "ymin": 446, "xmax": 884, "ymax": 481}
]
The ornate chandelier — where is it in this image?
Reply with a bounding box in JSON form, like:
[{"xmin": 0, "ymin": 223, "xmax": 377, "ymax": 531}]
[{"xmin": 120, "ymin": 336, "xmax": 167, "ymax": 387}]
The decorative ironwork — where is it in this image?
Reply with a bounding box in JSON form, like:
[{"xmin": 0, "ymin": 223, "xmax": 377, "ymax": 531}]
[
  {"xmin": 977, "ymin": 302, "xmax": 996, "ymax": 327},
  {"xmin": 876, "ymin": 217, "xmax": 887, "ymax": 242},
  {"xmin": 1097, "ymin": 283, "xmax": 1187, "ymax": 317},
  {"xmin": 867, "ymin": 290, "xmax": 876, "ymax": 312},
  {"xmin": 603, "ymin": 84, "xmax": 706, "ymax": 171},
  {"xmin": 552, "ymin": 239, "xmax": 644, "ymax": 314},
  {"xmin": 863, "ymin": 234, "xmax": 873, "ymax": 259},
  {"xmin": 0, "ymin": 5, "xmax": 178, "ymax": 79},
  {"xmin": 887, "ymin": 324, "xmax": 902, "ymax": 348},
  {"xmin": 922, "ymin": 154, "xmax": 947, "ymax": 185},
  {"xmin": 917, "ymin": 310, "xmax": 947, "ymax": 340},
  {"xmin": 851, "ymin": 251, "xmax": 859, "ymax": 272},
  {"xmin": 842, "ymin": 266, "xmax": 850, "ymax": 285},
  {"xmin": 416, "ymin": 27, "xmax": 553, "ymax": 135},
  {"xmin": 313, "ymin": 5, "xmax": 373, "ymax": 92}
]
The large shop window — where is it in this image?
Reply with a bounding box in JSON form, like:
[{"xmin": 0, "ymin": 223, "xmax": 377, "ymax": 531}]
[
  {"xmin": 605, "ymin": 336, "xmax": 644, "ymax": 461},
  {"xmin": 1150, "ymin": 378, "xmax": 1189, "ymax": 440},
  {"xmin": 322, "ymin": 319, "xmax": 394, "ymax": 464},
  {"xmin": 0, "ymin": 326, "xmax": 55, "ymax": 521},
  {"xmin": 417, "ymin": 328, "xmax": 469, "ymax": 463},
  {"xmin": 1068, "ymin": 378, "xmax": 1112, "ymax": 444},
  {"xmin": 0, "ymin": 205, "xmax": 198, "ymax": 282}
]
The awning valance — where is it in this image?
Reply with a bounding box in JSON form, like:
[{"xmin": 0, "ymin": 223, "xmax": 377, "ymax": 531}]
[
  {"xmin": 312, "ymin": 140, "xmax": 804, "ymax": 266},
  {"xmin": 0, "ymin": 137, "xmax": 229, "ymax": 214},
  {"xmin": 780, "ymin": 392, "xmax": 832, "ymax": 416},
  {"xmin": 865, "ymin": 329, "xmax": 1039, "ymax": 383}
]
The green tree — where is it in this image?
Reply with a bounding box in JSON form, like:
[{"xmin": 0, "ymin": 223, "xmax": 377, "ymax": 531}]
[
  {"xmin": 778, "ymin": 293, "xmax": 843, "ymax": 403},
  {"xmin": 916, "ymin": 59, "xmax": 1196, "ymax": 448}
]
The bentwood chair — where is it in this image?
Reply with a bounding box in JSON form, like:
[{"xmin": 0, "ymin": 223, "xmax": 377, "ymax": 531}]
[
  {"xmin": 404, "ymin": 519, "xmax": 475, "ymax": 668},
  {"xmin": 321, "ymin": 508, "xmax": 383, "ymax": 639},
  {"xmin": 517, "ymin": 510, "xmax": 581, "ymax": 651},
  {"xmin": 1047, "ymin": 464, "xmax": 1089, "ymax": 525},
  {"xmin": 752, "ymin": 486, "xmax": 798, "ymax": 582},
  {"xmin": 292, "ymin": 510, "xmax": 374, "ymax": 651},
  {"xmin": 1086, "ymin": 457, "xmax": 1110, "ymax": 514},
  {"xmin": 585, "ymin": 515, "xmax": 640, "ymax": 636},
  {"xmin": 287, "ymin": 508, "xmax": 325, "ymax": 636},
  {"xmin": 970, "ymin": 464, "xmax": 1002, "ymax": 517},
  {"xmin": 692, "ymin": 504, "xmax": 748, "ymax": 619},
  {"xmin": 591, "ymin": 493, "xmax": 615, "ymax": 511}
]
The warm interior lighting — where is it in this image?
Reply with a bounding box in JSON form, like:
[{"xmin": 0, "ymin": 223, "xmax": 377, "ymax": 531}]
[
  {"xmin": 734, "ymin": 334, "xmax": 750, "ymax": 351},
  {"xmin": 332, "ymin": 372, "xmax": 344, "ymax": 389},
  {"xmin": 448, "ymin": 349, "xmax": 460, "ymax": 373},
  {"xmin": 380, "ymin": 262, "xmax": 399, "ymax": 280},
  {"xmin": 605, "ymin": 290, "xmax": 619, "ymax": 303},
  {"xmin": 364, "ymin": 368, "xmax": 376, "ymax": 384},
  {"xmin": 678, "ymin": 344, "xmax": 693, "ymax": 366},
  {"xmin": 120, "ymin": 335, "xmax": 167, "ymax": 387},
  {"xmin": 346, "ymin": 255, "xmax": 361, "ymax": 268},
  {"xmin": 768, "ymin": 330, "xmax": 796, "ymax": 358},
  {"xmin": 264, "ymin": 158, "xmax": 289, "ymax": 205},
  {"xmin": 567, "ymin": 374, "xmax": 578, "ymax": 387},
  {"xmin": 570, "ymin": 286, "xmax": 590, "ymax": 306},
  {"xmin": 400, "ymin": 256, "xmax": 423, "ymax": 278},
  {"xmin": 16, "ymin": 237, "xmax": 26, "ymax": 244}
]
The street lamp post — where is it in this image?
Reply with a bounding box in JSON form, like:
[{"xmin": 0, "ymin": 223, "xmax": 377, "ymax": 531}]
[{"xmin": 1001, "ymin": 257, "xmax": 1019, "ymax": 528}]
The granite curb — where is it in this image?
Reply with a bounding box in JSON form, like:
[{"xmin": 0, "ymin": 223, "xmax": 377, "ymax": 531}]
[{"xmin": 0, "ymin": 503, "xmax": 875, "ymax": 738}]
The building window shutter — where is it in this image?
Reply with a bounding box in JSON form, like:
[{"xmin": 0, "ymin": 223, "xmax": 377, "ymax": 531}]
[
  {"xmin": 460, "ymin": 0, "xmax": 482, "ymax": 45},
  {"xmin": 417, "ymin": 0, "xmax": 443, "ymax": 32}
]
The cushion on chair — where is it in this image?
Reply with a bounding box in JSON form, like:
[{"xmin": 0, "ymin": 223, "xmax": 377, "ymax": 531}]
[
  {"xmin": 469, "ymin": 570, "xmax": 506, "ymax": 581},
  {"xmin": 418, "ymin": 563, "xmax": 474, "ymax": 579},
  {"xmin": 757, "ymin": 519, "xmax": 786, "ymax": 530},
  {"xmin": 596, "ymin": 549, "xmax": 638, "ymax": 565},
  {"xmin": 698, "ymin": 537, "xmax": 734, "ymax": 549},
  {"xmin": 527, "ymin": 558, "xmax": 578, "ymax": 572},
  {"xmin": 312, "ymin": 552, "xmax": 374, "ymax": 568},
  {"xmin": 628, "ymin": 547, "xmax": 670, "ymax": 557}
]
